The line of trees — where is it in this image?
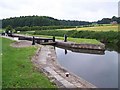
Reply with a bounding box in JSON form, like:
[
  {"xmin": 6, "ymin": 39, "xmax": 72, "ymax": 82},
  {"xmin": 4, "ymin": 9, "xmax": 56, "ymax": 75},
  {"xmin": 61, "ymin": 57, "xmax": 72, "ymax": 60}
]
[
  {"xmin": 2, "ymin": 15, "xmax": 119, "ymax": 29},
  {"xmin": 15, "ymin": 26, "xmax": 76, "ymax": 31},
  {"xmin": 2, "ymin": 16, "xmax": 92, "ymax": 28},
  {"xmin": 97, "ymin": 16, "xmax": 120, "ymax": 24},
  {"xmin": 34, "ymin": 30, "xmax": 119, "ymax": 45}
]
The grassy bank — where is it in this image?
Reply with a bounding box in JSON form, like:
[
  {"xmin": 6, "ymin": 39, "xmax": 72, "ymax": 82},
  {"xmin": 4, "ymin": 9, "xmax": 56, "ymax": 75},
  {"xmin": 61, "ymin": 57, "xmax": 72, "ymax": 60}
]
[
  {"xmin": 34, "ymin": 35, "xmax": 101, "ymax": 44},
  {"xmin": 2, "ymin": 37, "xmax": 56, "ymax": 88},
  {"xmin": 33, "ymin": 30, "xmax": 118, "ymax": 44},
  {"xmin": 16, "ymin": 25, "xmax": 118, "ymax": 45},
  {"xmin": 0, "ymin": 29, "xmax": 3, "ymax": 33}
]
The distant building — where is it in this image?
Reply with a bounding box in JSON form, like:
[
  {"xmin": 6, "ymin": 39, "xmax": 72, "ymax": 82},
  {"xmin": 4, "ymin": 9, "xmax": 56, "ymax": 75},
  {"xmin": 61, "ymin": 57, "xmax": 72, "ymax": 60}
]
[{"xmin": 110, "ymin": 21, "xmax": 118, "ymax": 25}]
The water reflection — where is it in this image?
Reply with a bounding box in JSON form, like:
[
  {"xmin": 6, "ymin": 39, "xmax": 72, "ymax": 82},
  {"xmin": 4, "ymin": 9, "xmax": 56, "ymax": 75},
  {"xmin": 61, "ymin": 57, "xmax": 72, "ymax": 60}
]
[
  {"xmin": 56, "ymin": 45, "xmax": 105, "ymax": 55},
  {"xmin": 65, "ymin": 49, "xmax": 67, "ymax": 55},
  {"xmin": 55, "ymin": 47, "xmax": 118, "ymax": 88},
  {"xmin": 105, "ymin": 43, "xmax": 119, "ymax": 53}
]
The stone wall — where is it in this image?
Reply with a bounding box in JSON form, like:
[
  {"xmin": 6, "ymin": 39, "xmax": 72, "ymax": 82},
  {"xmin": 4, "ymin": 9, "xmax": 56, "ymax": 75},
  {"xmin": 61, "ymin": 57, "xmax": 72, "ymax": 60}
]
[{"xmin": 56, "ymin": 41, "xmax": 105, "ymax": 51}]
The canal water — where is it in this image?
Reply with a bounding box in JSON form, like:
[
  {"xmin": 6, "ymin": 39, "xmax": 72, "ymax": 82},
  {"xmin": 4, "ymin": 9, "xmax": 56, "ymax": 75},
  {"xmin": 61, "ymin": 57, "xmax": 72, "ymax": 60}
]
[{"xmin": 55, "ymin": 46, "xmax": 119, "ymax": 88}]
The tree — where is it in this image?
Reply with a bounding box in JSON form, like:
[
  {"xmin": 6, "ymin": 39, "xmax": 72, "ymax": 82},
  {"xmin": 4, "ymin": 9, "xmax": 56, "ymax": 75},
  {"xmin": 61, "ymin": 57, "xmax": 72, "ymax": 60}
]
[
  {"xmin": 112, "ymin": 16, "xmax": 117, "ymax": 21},
  {"xmin": 5, "ymin": 25, "xmax": 13, "ymax": 33},
  {"xmin": 2, "ymin": 16, "xmax": 91, "ymax": 28}
]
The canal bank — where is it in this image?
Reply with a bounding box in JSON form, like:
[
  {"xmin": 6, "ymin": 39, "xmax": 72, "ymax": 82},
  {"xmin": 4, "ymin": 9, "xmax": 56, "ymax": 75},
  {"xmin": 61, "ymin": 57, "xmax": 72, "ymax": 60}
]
[
  {"xmin": 2, "ymin": 33, "xmax": 105, "ymax": 51},
  {"xmin": 0, "ymin": 35, "xmax": 97, "ymax": 88},
  {"xmin": 0, "ymin": 34, "xmax": 115, "ymax": 88},
  {"xmin": 32, "ymin": 45, "xmax": 96, "ymax": 88},
  {"xmin": 56, "ymin": 40, "xmax": 105, "ymax": 51}
]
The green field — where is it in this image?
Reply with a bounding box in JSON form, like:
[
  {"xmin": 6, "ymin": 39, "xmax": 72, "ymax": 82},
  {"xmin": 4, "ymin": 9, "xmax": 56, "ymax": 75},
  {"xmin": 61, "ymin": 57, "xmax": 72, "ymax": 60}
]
[
  {"xmin": 59, "ymin": 25, "xmax": 118, "ymax": 31},
  {"xmin": 16, "ymin": 24, "xmax": 118, "ymax": 45},
  {"xmin": 2, "ymin": 37, "xmax": 56, "ymax": 88}
]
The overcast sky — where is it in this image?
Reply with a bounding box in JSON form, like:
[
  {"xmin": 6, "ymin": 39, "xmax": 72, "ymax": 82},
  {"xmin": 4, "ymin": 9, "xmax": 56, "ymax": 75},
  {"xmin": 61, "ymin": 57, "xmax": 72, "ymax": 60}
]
[{"xmin": 0, "ymin": 0, "xmax": 119, "ymax": 21}]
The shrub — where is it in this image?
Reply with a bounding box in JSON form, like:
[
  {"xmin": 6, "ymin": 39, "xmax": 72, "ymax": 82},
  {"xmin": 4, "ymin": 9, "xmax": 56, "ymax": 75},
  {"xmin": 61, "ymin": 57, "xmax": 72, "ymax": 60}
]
[{"xmin": 5, "ymin": 25, "xmax": 13, "ymax": 33}]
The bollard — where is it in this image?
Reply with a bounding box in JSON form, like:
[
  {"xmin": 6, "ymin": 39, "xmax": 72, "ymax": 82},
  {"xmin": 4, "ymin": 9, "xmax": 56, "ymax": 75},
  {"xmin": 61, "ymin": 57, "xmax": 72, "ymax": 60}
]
[
  {"xmin": 64, "ymin": 34, "xmax": 67, "ymax": 42},
  {"xmin": 32, "ymin": 36, "xmax": 35, "ymax": 45},
  {"xmin": 53, "ymin": 36, "xmax": 55, "ymax": 42},
  {"xmin": 65, "ymin": 72, "xmax": 69, "ymax": 77}
]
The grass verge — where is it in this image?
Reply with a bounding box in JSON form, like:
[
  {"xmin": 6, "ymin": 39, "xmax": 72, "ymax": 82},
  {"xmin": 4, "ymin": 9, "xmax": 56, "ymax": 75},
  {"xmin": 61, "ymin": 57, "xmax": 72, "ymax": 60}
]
[
  {"xmin": 34, "ymin": 35, "xmax": 101, "ymax": 44},
  {"xmin": 2, "ymin": 37, "xmax": 56, "ymax": 88}
]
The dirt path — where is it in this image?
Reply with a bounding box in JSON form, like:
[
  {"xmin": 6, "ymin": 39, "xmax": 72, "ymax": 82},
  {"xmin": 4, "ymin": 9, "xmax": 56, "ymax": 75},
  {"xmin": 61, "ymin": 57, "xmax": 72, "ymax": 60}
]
[
  {"xmin": 11, "ymin": 40, "xmax": 33, "ymax": 48},
  {"xmin": 1, "ymin": 35, "xmax": 37, "ymax": 48}
]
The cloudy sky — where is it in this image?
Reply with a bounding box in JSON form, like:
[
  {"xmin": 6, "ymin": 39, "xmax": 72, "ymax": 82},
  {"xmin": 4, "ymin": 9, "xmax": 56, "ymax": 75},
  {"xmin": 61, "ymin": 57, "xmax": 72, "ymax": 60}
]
[{"xmin": 0, "ymin": 0, "xmax": 119, "ymax": 21}]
